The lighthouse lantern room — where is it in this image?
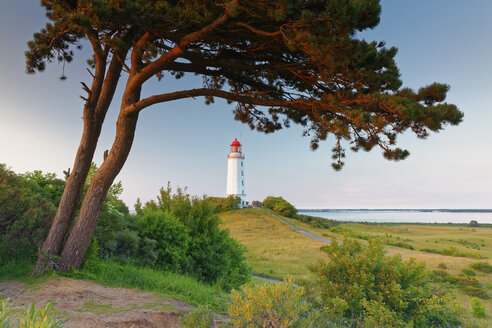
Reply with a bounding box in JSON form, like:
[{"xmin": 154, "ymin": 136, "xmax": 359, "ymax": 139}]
[{"xmin": 226, "ymin": 138, "xmax": 246, "ymax": 208}]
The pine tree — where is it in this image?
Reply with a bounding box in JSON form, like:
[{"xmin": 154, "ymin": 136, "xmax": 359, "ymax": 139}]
[{"xmin": 27, "ymin": 0, "xmax": 463, "ymax": 271}]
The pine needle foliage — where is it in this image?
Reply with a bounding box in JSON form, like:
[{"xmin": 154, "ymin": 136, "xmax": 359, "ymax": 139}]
[{"xmin": 27, "ymin": 0, "xmax": 463, "ymax": 169}]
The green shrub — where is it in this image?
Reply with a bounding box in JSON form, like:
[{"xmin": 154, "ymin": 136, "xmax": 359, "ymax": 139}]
[
  {"xmin": 139, "ymin": 210, "xmax": 190, "ymax": 272},
  {"xmin": 207, "ymin": 196, "xmax": 241, "ymax": 212},
  {"xmin": 455, "ymin": 275, "xmax": 480, "ymax": 287},
  {"xmin": 180, "ymin": 306, "xmax": 214, "ymax": 328},
  {"xmin": 431, "ymin": 269, "xmax": 450, "ymax": 278},
  {"xmin": 0, "ymin": 165, "xmax": 65, "ymax": 261},
  {"xmin": 90, "ymin": 163, "xmax": 158, "ymax": 267},
  {"xmin": 463, "ymin": 286, "xmax": 489, "ymax": 299},
  {"xmin": 140, "ymin": 185, "xmax": 251, "ymax": 290},
  {"xmin": 263, "ymin": 196, "xmax": 297, "ymax": 218},
  {"xmin": 470, "ymin": 261, "xmax": 492, "ymax": 273},
  {"xmin": 471, "ymin": 298, "xmax": 487, "ymax": 318},
  {"xmin": 441, "ymin": 274, "xmax": 458, "ymax": 285},
  {"xmin": 461, "ymin": 268, "xmax": 477, "ymax": 276},
  {"xmin": 229, "ymin": 279, "xmax": 309, "ymax": 327},
  {"xmin": 310, "ymin": 238, "xmax": 467, "ymax": 327},
  {"xmin": 437, "ymin": 263, "xmax": 448, "ymax": 270},
  {"xmin": 296, "ymin": 214, "xmax": 339, "ymax": 229}
]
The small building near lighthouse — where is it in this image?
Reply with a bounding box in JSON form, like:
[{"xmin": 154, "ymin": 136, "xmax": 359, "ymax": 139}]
[{"xmin": 226, "ymin": 138, "xmax": 246, "ymax": 208}]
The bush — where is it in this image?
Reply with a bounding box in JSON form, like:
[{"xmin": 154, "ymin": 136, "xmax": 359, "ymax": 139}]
[
  {"xmin": 263, "ymin": 196, "xmax": 297, "ymax": 218},
  {"xmin": 471, "ymin": 298, "xmax": 487, "ymax": 318},
  {"xmin": 0, "ymin": 165, "xmax": 65, "ymax": 261},
  {"xmin": 463, "ymin": 286, "xmax": 489, "ymax": 299},
  {"xmin": 470, "ymin": 261, "xmax": 492, "ymax": 273},
  {"xmin": 455, "ymin": 275, "xmax": 480, "ymax": 287},
  {"xmin": 310, "ymin": 238, "xmax": 467, "ymax": 327},
  {"xmin": 437, "ymin": 263, "xmax": 448, "ymax": 270},
  {"xmin": 180, "ymin": 306, "xmax": 214, "ymax": 328},
  {"xmin": 139, "ymin": 185, "xmax": 251, "ymax": 290},
  {"xmin": 296, "ymin": 214, "xmax": 339, "ymax": 229},
  {"xmin": 207, "ymin": 196, "xmax": 241, "ymax": 212},
  {"xmin": 461, "ymin": 268, "xmax": 477, "ymax": 276},
  {"xmin": 229, "ymin": 279, "xmax": 309, "ymax": 327},
  {"xmin": 139, "ymin": 210, "xmax": 189, "ymax": 272}
]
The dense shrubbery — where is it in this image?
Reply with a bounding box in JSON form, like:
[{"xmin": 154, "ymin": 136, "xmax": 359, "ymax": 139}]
[
  {"xmin": 470, "ymin": 261, "xmax": 492, "ymax": 273},
  {"xmin": 0, "ymin": 164, "xmax": 250, "ymax": 291},
  {"xmin": 137, "ymin": 185, "xmax": 251, "ymax": 290},
  {"xmin": 0, "ymin": 164, "xmax": 65, "ymax": 261},
  {"xmin": 471, "ymin": 298, "xmax": 487, "ymax": 318},
  {"xmin": 207, "ymin": 196, "xmax": 241, "ymax": 212},
  {"xmin": 296, "ymin": 214, "xmax": 339, "ymax": 229},
  {"xmin": 309, "ymin": 239, "xmax": 468, "ymax": 327},
  {"xmin": 182, "ymin": 238, "xmax": 472, "ymax": 328},
  {"xmin": 263, "ymin": 196, "xmax": 297, "ymax": 218},
  {"xmin": 229, "ymin": 279, "xmax": 312, "ymax": 327}
]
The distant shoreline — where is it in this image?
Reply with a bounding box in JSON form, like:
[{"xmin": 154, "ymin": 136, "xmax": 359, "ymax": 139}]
[{"xmin": 298, "ymin": 209, "xmax": 492, "ymax": 213}]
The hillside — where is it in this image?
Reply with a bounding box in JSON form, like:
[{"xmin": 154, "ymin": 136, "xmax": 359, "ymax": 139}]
[{"xmin": 220, "ymin": 208, "xmax": 327, "ymax": 281}]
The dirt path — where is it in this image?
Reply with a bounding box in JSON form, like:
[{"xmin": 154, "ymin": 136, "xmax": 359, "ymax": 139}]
[
  {"xmin": 0, "ymin": 277, "xmax": 207, "ymax": 327},
  {"xmin": 262, "ymin": 209, "xmax": 331, "ymax": 243}
]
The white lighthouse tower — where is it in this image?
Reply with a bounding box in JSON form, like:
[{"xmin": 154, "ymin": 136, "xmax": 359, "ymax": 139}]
[{"xmin": 226, "ymin": 138, "xmax": 246, "ymax": 208}]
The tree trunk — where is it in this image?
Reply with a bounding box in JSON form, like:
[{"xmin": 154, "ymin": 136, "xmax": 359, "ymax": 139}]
[
  {"xmin": 57, "ymin": 108, "xmax": 140, "ymax": 271},
  {"xmin": 34, "ymin": 52, "xmax": 126, "ymax": 274},
  {"xmin": 34, "ymin": 117, "xmax": 101, "ymax": 272}
]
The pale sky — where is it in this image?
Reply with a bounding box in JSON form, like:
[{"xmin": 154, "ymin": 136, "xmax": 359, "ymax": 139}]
[{"xmin": 0, "ymin": 0, "xmax": 491, "ymax": 209}]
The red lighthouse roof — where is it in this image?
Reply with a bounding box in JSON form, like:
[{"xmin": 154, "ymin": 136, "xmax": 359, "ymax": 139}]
[{"xmin": 230, "ymin": 138, "xmax": 241, "ymax": 146}]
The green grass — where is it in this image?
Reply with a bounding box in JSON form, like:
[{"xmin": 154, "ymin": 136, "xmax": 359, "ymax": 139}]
[
  {"xmin": 63, "ymin": 260, "xmax": 230, "ymax": 312},
  {"xmin": 0, "ymin": 258, "xmax": 34, "ymax": 280},
  {"xmin": 220, "ymin": 208, "xmax": 327, "ymax": 282},
  {"xmin": 0, "ymin": 258, "xmax": 230, "ymax": 313}
]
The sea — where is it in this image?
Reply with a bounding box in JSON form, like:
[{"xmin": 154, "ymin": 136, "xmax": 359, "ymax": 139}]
[{"xmin": 297, "ymin": 209, "xmax": 492, "ymax": 224}]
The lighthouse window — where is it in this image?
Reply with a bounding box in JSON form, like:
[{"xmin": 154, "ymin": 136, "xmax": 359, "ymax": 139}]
[
  {"xmin": 242, "ymin": 181, "xmax": 244, "ymax": 185},
  {"xmin": 241, "ymin": 161, "xmax": 243, "ymax": 166},
  {"xmin": 241, "ymin": 171, "xmax": 243, "ymax": 176}
]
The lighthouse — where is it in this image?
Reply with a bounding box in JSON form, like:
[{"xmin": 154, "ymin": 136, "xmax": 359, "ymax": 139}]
[{"xmin": 226, "ymin": 138, "xmax": 246, "ymax": 208}]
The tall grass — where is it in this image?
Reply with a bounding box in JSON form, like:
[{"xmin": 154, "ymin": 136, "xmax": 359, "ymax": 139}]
[
  {"xmin": 0, "ymin": 258, "xmax": 33, "ymax": 280},
  {"xmin": 0, "ymin": 257, "xmax": 230, "ymax": 312}
]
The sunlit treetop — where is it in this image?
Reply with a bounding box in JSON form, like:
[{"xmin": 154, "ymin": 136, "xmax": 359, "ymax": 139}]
[{"xmin": 26, "ymin": 0, "xmax": 463, "ymax": 169}]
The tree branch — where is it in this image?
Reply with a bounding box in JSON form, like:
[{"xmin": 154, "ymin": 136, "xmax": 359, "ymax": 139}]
[
  {"xmin": 236, "ymin": 22, "xmax": 282, "ymax": 37},
  {"xmin": 131, "ymin": 31, "xmax": 152, "ymax": 73},
  {"xmin": 131, "ymin": 11, "xmax": 229, "ymax": 85},
  {"xmin": 124, "ymin": 88, "xmax": 312, "ymax": 115}
]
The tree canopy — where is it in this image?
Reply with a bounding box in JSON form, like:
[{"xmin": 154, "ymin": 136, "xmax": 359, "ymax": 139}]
[{"xmin": 27, "ymin": 0, "xmax": 462, "ymax": 169}]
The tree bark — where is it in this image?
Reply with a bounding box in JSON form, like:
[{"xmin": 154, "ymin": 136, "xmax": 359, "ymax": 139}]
[
  {"xmin": 57, "ymin": 86, "xmax": 141, "ymax": 271},
  {"xmin": 34, "ymin": 115, "xmax": 101, "ymax": 272},
  {"xmin": 34, "ymin": 50, "xmax": 126, "ymax": 274}
]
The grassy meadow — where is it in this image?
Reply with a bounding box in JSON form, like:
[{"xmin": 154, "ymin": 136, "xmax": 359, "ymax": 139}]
[
  {"xmin": 220, "ymin": 208, "xmax": 492, "ymax": 325},
  {"xmin": 220, "ymin": 209, "xmax": 327, "ymax": 281}
]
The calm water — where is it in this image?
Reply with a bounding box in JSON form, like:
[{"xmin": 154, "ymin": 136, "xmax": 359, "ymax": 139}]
[{"xmin": 298, "ymin": 210, "xmax": 492, "ymax": 224}]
